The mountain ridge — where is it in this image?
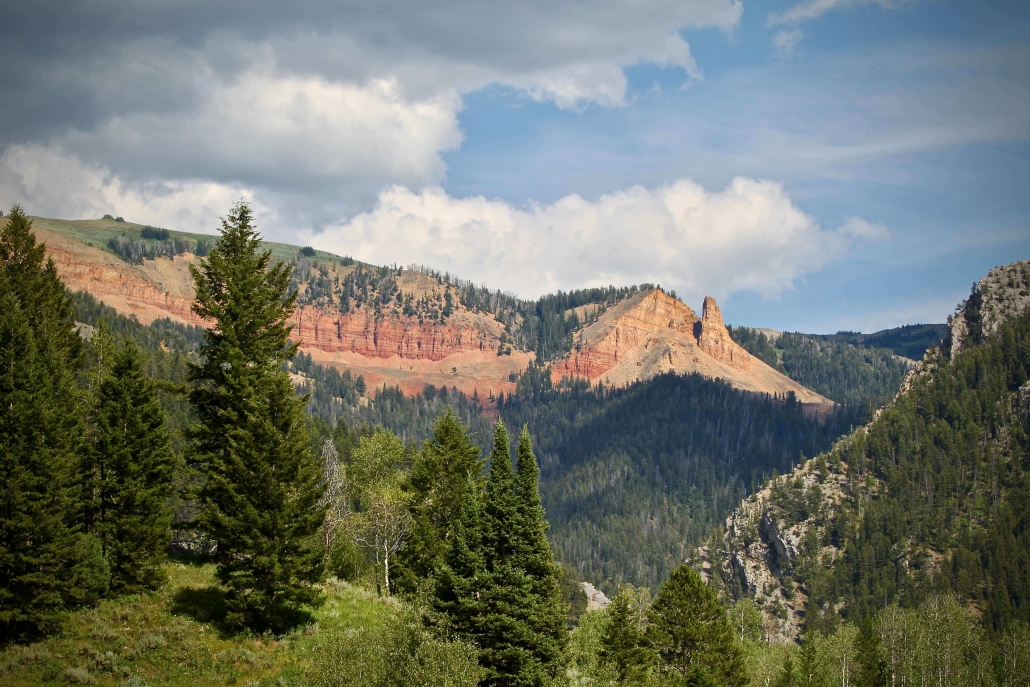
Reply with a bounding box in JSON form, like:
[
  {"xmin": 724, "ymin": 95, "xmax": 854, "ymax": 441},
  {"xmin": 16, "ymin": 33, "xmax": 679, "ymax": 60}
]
[{"xmin": 15, "ymin": 213, "xmax": 832, "ymax": 406}]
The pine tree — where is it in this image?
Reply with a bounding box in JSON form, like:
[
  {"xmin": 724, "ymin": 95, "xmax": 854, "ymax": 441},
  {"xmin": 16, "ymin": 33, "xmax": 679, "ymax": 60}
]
[
  {"xmin": 433, "ymin": 474, "xmax": 486, "ymax": 640},
  {"xmin": 645, "ymin": 564, "xmax": 747, "ymax": 687},
  {"xmin": 395, "ymin": 410, "xmax": 484, "ymax": 595},
  {"xmin": 0, "ymin": 206, "xmax": 82, "ymax": 366},
  {"xmin": 0, "ymin": 209, "xmax": 102, "ymax": 640},
  {"xmin": 188, "ymin": 201, "xmax": 326, "ymax": 633},
  {"xmin": 85, "ymin": 338, "xmax": 175, "ymax": 593},
  {"xmin": 512, "ymin": 426, "xmax": 569, "ymax": 677},
  {"xmin": 599, "ymin": 588, "xmax": 652, "ymax": 684}
]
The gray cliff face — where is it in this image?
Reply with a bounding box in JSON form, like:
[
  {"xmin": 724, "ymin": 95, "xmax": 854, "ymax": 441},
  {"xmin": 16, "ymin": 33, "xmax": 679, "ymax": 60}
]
[
  {"xmin": 706, "ymin": 457, "xmax": 857, "ymax": 642},
  {"xmin": 949, "ymin": 260, "xmax": 1030, "ymax": 359}
]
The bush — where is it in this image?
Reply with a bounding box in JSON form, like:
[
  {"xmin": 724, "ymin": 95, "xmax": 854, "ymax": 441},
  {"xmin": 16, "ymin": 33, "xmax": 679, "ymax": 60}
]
[
  {"xmin": 102, "ymin": 214, "xmax": 114, "ymax": 220},
  {"xmin": 307, "ymin": 611, "xmax": 482, "ymax": 687},
  {"xmin": 115, "ymin": 217, "xmax": 125, "ymax": 222},
  {"xmin": 301, "ymin": 246, "xmax": 317, "ymax": 257}
]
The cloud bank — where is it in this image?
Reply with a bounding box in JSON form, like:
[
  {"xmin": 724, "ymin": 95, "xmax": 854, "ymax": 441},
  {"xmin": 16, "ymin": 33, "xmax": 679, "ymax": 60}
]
[{"xmin": 313, "ymin": 179, "xmax": 887, "ymax": 301}]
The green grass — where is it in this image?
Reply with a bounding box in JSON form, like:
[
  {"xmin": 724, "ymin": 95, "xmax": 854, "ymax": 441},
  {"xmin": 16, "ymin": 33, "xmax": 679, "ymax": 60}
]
[
  {"xmin": 26, "ymin": 215, "xmax": 352, "ymax": 265},
  {"xmin": 0, "ymin": 561, "xmax": 394, "ymax": 686}
]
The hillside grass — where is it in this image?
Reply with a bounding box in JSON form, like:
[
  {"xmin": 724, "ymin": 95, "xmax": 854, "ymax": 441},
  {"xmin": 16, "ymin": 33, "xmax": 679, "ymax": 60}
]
[{"xmin": 0, "ymin": 560, "xmax": 393, "ymax": 686}]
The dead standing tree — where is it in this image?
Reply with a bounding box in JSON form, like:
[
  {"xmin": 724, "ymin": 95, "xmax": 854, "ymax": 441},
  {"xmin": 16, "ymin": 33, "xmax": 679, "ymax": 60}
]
[{"xmin": 317, "ymin": 437, "xmax": 351, "ymax": 559}]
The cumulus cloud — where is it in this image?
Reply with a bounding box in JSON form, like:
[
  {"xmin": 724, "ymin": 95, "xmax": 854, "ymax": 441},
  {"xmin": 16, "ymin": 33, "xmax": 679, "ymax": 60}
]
[
  {"xmin": 60, "ymin": 69, "xmax": 463, "ymax": 215},
  {"xmin": 312, "ymin": 178, "xmax": 887, "ymax": 301},
  {"xmin": 0, "ymin": 145, "xmax": 252, "ymax": 233},
  {"xmin": 0, "ymin": 0, "xmax": 743, "ymax": 230}
]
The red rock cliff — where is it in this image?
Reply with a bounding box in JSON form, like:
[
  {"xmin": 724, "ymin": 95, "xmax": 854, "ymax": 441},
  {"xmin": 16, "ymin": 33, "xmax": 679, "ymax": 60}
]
[{"xmin": 697, "ymin": 296, "xmax": 752, "ymax": 371}]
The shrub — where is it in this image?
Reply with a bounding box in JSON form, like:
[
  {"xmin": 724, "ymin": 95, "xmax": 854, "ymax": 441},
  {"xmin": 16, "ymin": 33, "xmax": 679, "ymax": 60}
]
[
  {"xmin": 307, "ymin": 611, "xmax": 482, "ymax": 687},
  {"xmin": 301, "ymin": 246, "xmax": 317, "ymax": 257},
  {"xmin": 140, "ymin": 226, "xmax": 170, "ymax": 241}
]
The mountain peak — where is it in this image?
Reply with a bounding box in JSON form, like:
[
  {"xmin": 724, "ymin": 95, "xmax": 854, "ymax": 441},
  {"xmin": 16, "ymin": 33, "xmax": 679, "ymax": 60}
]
[{"xmin": 552, "ymin": 289, "xmax": 831, "ymax": 406}]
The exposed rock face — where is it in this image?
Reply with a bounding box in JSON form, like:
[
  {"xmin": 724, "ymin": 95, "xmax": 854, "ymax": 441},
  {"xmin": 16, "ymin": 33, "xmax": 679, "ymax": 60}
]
[
  {"xmin": 698, "ymin": 296, "xmax": 752, "ymax": 371},
  {"xmin": 30, "ymin": 221, "xmax": 524, "ymax": 398},
  {"xmin": 948, "ymin": 259, "xmax": 1030, "ymax": 359},
  {"xmin": 708, "ymin": 457, "xmax": 854, "ymax": 642},
  {"xmin": 580, "ymin": 582, "xmax": 611, "ymax": 612},
  {"xmin": 552, "ymin": 290, "xmax": 831, "ymax": 406},
  {"xmin": 293, "ymin": 305, "xmax": 503, "ymax": 362}
]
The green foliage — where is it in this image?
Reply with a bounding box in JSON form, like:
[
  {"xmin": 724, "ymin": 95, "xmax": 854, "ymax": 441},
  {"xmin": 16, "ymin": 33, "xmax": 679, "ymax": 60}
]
[
  {"xmin": 187, "ymin": 201, "xmax": 326, "ymax": 633},
  {"xmin": 645, "ymin": 564, "xmax": 747, "ymax": 687},
  {"xmin": 307, "ymin": 608, "xmax": 483, "ymax": 686},
  {"xmin": 500, "ymin": 373, "xmax": 858, "ymax": 590},
  {"xmin": 729, "ymin": 326, "xmax": 913, "ymax": 408},
  {"xmin": 792, "ymin": 310, "xmax": 1030, "ymax": 632},
  {"xmin": 432, "ymin": 421, "xmax": 570, "ymax": 685},
  {"xmin": 348, "ymin": 433, "xmax": 411, "ymax": 596},
  {"xmin": 0, "ymin": 207, "xmax": 88, "ymax": 640},
  {"xmin": 728, "ymin": 599, "xmax": 764, "ymax": 644},
  {"xmin": 82, "ymin": 336, "xmax": 176, "ymax": 593},
  {"xmin": 394, "ymin": 411, "xmax": 485, "ymax": 596},
  {"xmin": 599, "ymin": 589, "xmax": 652, "ymax": 684}
]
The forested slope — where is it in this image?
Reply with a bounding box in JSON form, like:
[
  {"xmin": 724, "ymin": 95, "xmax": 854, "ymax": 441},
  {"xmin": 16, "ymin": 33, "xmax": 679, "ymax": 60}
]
[
  {"xmin": 498, "ymin": 375, "xmax": 860, "ymax": 591},
  {"xmin": 729, "ymin": 326, "xmax": 917, "ymax": 408},
  {"xmin": 713, "ymin": 262, "xmax": 1030, "ymax": 640}
]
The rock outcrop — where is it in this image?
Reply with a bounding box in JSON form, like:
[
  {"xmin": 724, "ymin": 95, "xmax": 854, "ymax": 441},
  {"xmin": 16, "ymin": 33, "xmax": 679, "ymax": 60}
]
[
  {"xmin": 948, "ymin": 259, "xmax": 1030, "ymax": 359},
  {"xmin": 552, "ymin": 290, "xmax": 832, "ymax": 407}
]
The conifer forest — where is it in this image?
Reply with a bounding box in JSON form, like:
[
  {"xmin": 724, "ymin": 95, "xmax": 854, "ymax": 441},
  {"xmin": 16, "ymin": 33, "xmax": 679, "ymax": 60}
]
[{"xmin": 1, "ymin": 203, "xmax": 1028, "ymax": 687}]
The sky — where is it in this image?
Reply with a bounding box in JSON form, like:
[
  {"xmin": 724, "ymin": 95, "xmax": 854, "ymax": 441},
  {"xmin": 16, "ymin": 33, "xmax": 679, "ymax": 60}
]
[{"xmin": 0, "ymin": 0, "xmax": 1027, "ymax": 333}]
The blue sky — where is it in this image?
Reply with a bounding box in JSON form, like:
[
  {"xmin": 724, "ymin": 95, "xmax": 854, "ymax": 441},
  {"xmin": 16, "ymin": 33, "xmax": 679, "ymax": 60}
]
[
  {"xmin": 0, "ymin": 0, "xmax": 1026, "ymax": 333},
  {"xmin": 442, "ymin": 0, "xmax": 1030, "ymax": 331}
]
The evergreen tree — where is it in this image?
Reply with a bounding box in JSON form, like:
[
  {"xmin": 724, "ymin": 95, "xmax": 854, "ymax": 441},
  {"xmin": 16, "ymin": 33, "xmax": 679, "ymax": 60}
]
[
  {"xmin": 0, "ymin": 206, "xmax": 82, "ymax": 366},
  {"xmin": 599, "ymin": 588, "xmax": 652, "ymax": 684},
  {"xmin": 85, "ymin": 338, "xmax": 175, "ymax": 592},
  {"xmin": 512, "ymin": 426, "xmax": 569, "ymax": 677},
  {"xmin": 0, "ymin": 208, "xmax": 102, "ymax": 640},
  {"xmin": 395, "ymin": 410, "xmax": 484, "ymax": 596},
  {"xmin": 433, "ymin": 475, "xmax": 486, "ymax": 641},
  {"xmin": 188, "ymin": 201, "xmax": 326, "ymax": 633},
  {"xmin": 645, "ymin": 564, "xmax": 747, "ymax": 687}
]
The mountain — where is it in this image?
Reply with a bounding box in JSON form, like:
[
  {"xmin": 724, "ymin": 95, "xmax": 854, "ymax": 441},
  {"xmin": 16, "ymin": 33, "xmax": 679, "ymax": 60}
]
[
  {"xmin": 705, "ymin": 259, "xmax": 1030, "ymax": 641},
  {"xmin": 18, "ymin": 214, "xmax": 830, "ymax": 407},
  {"xmin": 551, "ymin": 290, "xmax": 831, "ymax": 408}
]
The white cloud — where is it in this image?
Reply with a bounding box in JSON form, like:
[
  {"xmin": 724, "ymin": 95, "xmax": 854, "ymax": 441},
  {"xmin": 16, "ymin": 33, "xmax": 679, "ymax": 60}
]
[
  {"xmin": 769, "ymin": 0, "xmax": 901, "ymax": 25},
  {"xmin": 60, "ymin": 68, "xmax": 464, "ymax": 216},
  {"xmin": 839, "ymin": 216, "xmax": 890, "ymax": 240},
  {"xmin": 313, "ymin": 178, "xmax": 887, "ymax": 301},
  {"xmin": 0, "ymin": 145, "xmax": 253, "ymax": 233},
  {"xmin": 774, "ymin": 29, "xmax": 804, "ymax": 57}
]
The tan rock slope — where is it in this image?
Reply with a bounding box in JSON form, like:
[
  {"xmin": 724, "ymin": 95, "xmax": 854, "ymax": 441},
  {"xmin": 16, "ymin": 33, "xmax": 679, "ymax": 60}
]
[
  {"xmin": 17, "ymin": 215, "xmax": 830, "ymax": 405},
  {"xmin": 551, "ymin": 290, "xmax": 832, "ymax": 407}
]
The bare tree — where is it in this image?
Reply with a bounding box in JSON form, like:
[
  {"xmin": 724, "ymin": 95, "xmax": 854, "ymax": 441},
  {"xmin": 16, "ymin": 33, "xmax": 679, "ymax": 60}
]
[{"xmin": 317, "ymin": 437, "xmax": 351, "ymax": 559}]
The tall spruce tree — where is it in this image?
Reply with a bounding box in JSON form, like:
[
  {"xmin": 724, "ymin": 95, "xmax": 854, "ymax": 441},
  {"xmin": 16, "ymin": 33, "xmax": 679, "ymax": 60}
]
[
  {"xmin": 0, "ymin": 207, "xmax": 100, "ymax": 640},
  {"xmin": 599, "ymin": 588, "xmax": 653, "ymax": 684},
  {"xmin": 395, "ymin": 410, "xmax": 484, "ymax": 596},
  {"xmin": 458, "ymin": 420, "xmax": 569, "ymax": 686},
  {"xmin": 85, "ymin": 338, "xmax": 175, "ymax": 592},
  {"xmin": 512, "ymin": 426, "xmax": 569, "ymax": 677},
  {"xmin": 646, "ymin": 564, "xmax": 747, "ymax": 687},
  {"xmin": 433, "ymin": 474, "xmax": 486, "ymax": 641},
  {"xmin": 478, "ymin": 420, "xmax": 539, "ymax": 686},
  {"xmin": 188, "ymin": 201, "xmax": 325, "ymax": 632}
]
